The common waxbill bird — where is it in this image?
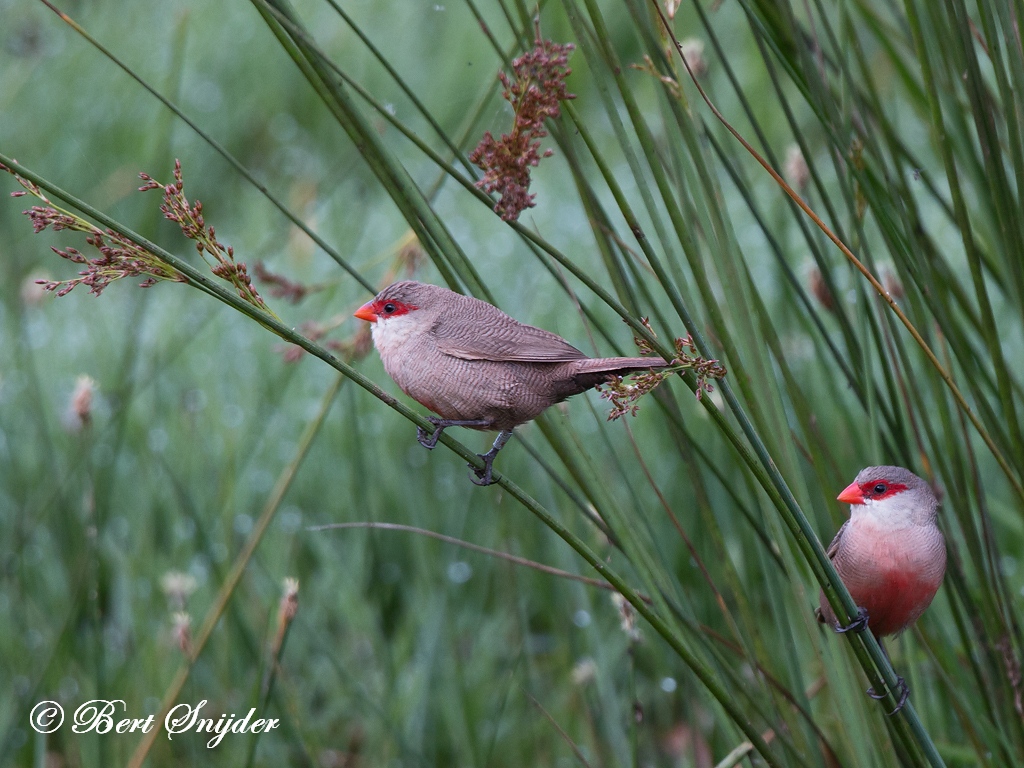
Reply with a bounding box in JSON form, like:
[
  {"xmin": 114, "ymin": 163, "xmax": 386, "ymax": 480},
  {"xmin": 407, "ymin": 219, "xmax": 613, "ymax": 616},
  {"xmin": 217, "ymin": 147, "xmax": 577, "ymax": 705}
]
[
  {"xmin": 817, "ymin": 465, "xmax": 946, "ymax": 711},
  {"xmin": 354, "ymin": 281, "xmax": 666, "ymax": 485}
]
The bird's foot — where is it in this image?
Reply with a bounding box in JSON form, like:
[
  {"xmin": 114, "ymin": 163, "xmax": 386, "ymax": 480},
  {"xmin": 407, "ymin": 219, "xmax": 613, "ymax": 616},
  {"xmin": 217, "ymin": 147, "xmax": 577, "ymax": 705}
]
[
  {"xmin": 469, "ymin": 454, "xmax": 497, "ymax": 486},
  {"xmin": 835, "ymin": 606, "xmax": 869, "ymax": 634},
  {"xmin": 468, "ymin": 430, "xmax": 513, "ymax": 487},
  {"xmin": 868, "ymin": 675, "xmax": 910, "ymax": 716},
  {"xmin": 416, "ymin": 417, "xmax": 445, "ymax": 449},
  {"xmin": 416, "ymin": 418, "xmax": 492, "ymax": 450}
]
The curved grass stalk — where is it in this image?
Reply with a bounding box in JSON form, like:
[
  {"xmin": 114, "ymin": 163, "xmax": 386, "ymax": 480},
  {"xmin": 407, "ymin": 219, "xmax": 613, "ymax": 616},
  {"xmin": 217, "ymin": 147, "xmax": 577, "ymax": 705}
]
[
  {"xmin": 650, "ymin": 1, "xmax": 1023, "ymax": 515},
  {"xmin": 2, "ymin": 154, "xmax": 786, "ymax": 767}
]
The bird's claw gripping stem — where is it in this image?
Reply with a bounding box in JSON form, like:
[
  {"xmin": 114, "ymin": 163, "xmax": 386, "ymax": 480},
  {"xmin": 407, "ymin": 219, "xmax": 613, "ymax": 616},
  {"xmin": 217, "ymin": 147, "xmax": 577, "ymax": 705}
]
[
  {"xmin": 469, "ymin": 455, "xmax": 497, "ymax": 486},
  {"xmin": 834, "ymin": 606, "xmax": 869, "ymax": 634},
  {"xmin": 855, "ymin": 632, "xmax": 909, "ymax": 715},
  {"xmin": 412, "ymin": 420, "xmax": 510, "ymax": 487},
  {"xmin": 416, "ymin": 417, "xmax": 491, "ymax": 450},
  {"xmin": 868, "ymin": 676, "xmax": 910, "ymax": 716},
  {"xmin": 468, "ymin": 430, "xmax": 513, "ymax": 487},
  {"xmin": 416, "ymin": 417, "xmax": 445, "ymax": 449}
]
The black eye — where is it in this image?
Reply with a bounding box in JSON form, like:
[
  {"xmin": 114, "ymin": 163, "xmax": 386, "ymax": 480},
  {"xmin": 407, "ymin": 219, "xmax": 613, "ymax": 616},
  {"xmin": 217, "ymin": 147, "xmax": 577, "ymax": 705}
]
[
  {"xmin": 383, "ymin": 302, "xmax": 396, "ymax": 313},
  {"xmin": 873, "ymin": 483, "xmax": 887, "ymax": 494}
]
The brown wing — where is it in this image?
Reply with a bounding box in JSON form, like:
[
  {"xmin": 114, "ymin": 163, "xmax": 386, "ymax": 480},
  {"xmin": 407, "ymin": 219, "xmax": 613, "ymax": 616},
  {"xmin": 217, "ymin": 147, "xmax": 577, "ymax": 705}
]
[
  {"xmin": 825, "ymin": 520, "xmax": 849, "ymax": 561},
  {"xmin": 431, "ymin": 292, "xmax": 588, "ymax": 362}
]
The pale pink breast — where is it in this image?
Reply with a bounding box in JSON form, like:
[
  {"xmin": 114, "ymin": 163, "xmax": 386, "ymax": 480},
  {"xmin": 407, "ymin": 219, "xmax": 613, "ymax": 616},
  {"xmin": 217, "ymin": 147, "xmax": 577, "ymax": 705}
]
[{"xmin": 832, "ymin": 518, "xmax": 946, "ymax": 637}]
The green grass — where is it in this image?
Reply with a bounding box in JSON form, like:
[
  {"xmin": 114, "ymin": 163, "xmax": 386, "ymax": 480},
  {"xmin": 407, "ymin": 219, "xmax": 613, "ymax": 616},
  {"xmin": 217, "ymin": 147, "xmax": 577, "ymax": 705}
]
[{"xmin": 1, "ymin": 0, "xmax": 1023, "ymax": 765}]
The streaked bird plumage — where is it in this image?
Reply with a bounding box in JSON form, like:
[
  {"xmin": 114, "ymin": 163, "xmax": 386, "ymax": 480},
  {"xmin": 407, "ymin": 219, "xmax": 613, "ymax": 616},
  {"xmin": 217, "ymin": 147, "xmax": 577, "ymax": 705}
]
[{"xmin": 354, "ymin": 281, "xmax": 666, "ymax": 483}]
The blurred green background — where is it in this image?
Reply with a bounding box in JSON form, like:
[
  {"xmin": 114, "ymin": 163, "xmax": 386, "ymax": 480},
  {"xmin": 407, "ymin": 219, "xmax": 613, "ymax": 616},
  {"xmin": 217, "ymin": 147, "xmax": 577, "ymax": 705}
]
[{"xmin": 1, "ymin": 0, "xmax": 1022, "ymax": 766}]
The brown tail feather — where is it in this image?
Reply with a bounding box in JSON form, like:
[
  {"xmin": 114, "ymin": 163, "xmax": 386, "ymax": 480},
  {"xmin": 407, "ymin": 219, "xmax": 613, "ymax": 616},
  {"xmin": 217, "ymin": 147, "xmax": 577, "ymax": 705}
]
[
  {"xmin": 567, "ymin": 356, "xmax": 666, "ymax": 394},
  {"xmin": 573, "ymin": 356, "xmax": 667, "ymax": 375}
]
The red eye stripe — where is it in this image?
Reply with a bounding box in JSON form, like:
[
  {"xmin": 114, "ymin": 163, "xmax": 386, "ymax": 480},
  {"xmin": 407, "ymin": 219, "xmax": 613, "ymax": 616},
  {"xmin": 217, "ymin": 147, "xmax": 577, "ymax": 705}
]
[
  {"xmin": 372, "ymin": 299, "xmax": 418, "ymax": 318},
  {"xmin": 859, "ymin": 481, "xmax": 908, "ymax": 502}
]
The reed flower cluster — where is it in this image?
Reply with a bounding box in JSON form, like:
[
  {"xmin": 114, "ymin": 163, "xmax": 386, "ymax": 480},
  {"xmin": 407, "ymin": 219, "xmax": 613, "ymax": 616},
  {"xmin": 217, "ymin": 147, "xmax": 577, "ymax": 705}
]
[
  {"xmin": 469, "ymin": 32, "xmax": 575, "ymax": 221},
  {"xmin": 599, "ymin": 321, "xmax": 726, "ymax": 420},
  {"xmin": 3, "ymin": 159, "xmax": 272, "ymax": 315},
  {"xmin": 2, "ymin": 162, "xmax": 186, "ymax": 297},
  {"xmin": 139, "ymin": 160, "xmax": 269, "ymax": 312}
]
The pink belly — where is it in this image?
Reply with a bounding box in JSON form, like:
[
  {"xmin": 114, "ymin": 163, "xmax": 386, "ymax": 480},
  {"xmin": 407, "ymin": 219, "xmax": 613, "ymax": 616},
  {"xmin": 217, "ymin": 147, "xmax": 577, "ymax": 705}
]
[{"xmin": 848, "ymin": 568, "xmax": 941, "ymax": 637}]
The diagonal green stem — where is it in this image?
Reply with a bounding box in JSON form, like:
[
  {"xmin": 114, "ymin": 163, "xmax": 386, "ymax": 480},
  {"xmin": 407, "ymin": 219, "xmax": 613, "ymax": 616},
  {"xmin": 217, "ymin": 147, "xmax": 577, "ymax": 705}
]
[{"xmin": 1, "ymin": 152, "xmax": 785, "ymax": 767}]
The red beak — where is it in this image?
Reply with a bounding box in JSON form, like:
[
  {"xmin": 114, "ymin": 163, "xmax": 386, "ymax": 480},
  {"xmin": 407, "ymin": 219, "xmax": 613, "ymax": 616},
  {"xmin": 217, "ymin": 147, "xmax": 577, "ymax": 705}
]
[
  {"xmin": 837, "ymin": 481, "xmax": 865, "ymax": 505},
  {"xmin": 353, "ymin": 301, "xmax": 377, "ymax": 323}
]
